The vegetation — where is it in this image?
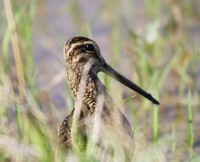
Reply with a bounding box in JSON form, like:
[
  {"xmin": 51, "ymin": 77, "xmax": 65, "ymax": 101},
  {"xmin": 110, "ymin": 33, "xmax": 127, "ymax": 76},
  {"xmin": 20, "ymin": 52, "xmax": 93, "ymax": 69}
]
[{"xmin": 0, "ymin": 0, "xmax": 200, "ymax": 161}]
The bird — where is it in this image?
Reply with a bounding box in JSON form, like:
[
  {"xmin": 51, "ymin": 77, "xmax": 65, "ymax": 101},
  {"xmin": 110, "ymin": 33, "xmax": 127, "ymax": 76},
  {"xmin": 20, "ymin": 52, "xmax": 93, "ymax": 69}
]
[{"xmin": 57, "ymin": 36, "xmax": 159, "ymax": 159}]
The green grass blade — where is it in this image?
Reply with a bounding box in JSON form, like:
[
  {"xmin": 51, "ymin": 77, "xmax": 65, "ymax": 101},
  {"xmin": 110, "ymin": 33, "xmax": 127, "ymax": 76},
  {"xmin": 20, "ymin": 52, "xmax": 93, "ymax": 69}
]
[{"xmin": 152, "ymin": 105, "xmax": 158, "ymax": 142}]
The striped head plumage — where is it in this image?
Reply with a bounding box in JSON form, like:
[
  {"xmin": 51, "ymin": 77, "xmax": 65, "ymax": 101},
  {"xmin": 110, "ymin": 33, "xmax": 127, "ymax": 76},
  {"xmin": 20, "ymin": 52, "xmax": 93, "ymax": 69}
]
[{"xmin": 63, "ymin": 36, "xmax": 160, "ymax": 105}]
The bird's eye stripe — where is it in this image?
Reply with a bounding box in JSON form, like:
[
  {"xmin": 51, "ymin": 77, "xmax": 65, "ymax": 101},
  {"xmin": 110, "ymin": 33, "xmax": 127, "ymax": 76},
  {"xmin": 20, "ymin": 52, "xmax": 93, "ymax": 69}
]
[
  {"xmin": 67, "ymin": 44, "xmax": 85, "ymax": 59},
  {"xmin": 67, "ymin": 37, "xmax": 92, "ymax": 48},
  {"xmin": 65, "ymin": 42, "xmax": 95, "ymax": 60}
]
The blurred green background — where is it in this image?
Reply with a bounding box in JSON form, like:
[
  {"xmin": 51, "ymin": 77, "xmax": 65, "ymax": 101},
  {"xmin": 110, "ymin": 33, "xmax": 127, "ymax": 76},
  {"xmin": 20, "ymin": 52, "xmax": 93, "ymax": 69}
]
[{"xmin": 0, "ymin": 0, "xmax": 200, "ymax": 161}]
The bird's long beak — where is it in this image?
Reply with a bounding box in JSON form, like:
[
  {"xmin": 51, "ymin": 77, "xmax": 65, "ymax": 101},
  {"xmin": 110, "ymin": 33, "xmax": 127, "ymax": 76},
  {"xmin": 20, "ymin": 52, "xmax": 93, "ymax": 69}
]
[{"xmin": 100, "ymin": 62, "xmax": 160, "ymax": 105}]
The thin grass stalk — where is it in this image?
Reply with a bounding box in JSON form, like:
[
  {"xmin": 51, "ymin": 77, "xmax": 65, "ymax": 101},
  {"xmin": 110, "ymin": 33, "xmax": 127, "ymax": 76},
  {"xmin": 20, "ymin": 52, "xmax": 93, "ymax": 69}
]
[
  {"xmin": 152, "ymin": 105, "xmax": 158, "ymax": 142},
  {"xmin": 187, "ymin": 90, "xmax": 194, "ymax": 147},
  {"xmin": 2, "ymin": 29, "xmax": 11, "ymax": 75},
  {"xmin": 128, "ymin": 99, "xmax": 137, "ymax": 132},
  {"xmin": 3, "ymin": 0, "xmax": 25, "ymax": 100},
  {"xmin": 171, "ymin": 124, "xmax": 176, "ymax": 151},
  {"xmin": 15, "ymin": 105, "xmax": 24, "ymax": 140}
]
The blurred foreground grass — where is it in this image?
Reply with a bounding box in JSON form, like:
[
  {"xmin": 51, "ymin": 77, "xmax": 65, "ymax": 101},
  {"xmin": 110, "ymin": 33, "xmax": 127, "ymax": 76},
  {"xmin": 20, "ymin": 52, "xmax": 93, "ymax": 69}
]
[{"xmin": 0, "ymin": 0, "xmax": 200, "ymax": 161}]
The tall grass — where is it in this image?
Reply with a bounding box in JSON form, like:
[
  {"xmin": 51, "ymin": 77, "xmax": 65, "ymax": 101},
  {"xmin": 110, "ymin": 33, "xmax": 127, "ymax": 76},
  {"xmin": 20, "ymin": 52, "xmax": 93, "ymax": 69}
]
[
  {"xmin": 187, "ymin": 90, "xmax": 194, "ymax": 148},
  {"xmin": 0, "ymin": 0, "xmax": 200, "ymax": 161},
  {"xmin": 3, "ymin": 0, "xmax": 26, "ymax": 100}
]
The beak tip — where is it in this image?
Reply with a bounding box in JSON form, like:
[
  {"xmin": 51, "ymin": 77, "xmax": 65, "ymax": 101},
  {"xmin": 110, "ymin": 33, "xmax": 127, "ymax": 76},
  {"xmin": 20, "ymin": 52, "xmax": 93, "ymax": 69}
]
[
  {"xmin": 153, "ymin": 100, "xmax": 160, "ymax": 105},
  {"xmin": 147, "ymin": 93, "xmax": 160, "ymax": 105}
]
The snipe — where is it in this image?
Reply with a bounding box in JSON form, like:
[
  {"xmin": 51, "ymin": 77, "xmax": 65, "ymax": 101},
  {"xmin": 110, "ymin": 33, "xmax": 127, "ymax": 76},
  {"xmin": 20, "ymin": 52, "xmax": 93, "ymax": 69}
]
[{"xmin": 58, "ymin": 36, "xmax": 159, "ymax": 157}]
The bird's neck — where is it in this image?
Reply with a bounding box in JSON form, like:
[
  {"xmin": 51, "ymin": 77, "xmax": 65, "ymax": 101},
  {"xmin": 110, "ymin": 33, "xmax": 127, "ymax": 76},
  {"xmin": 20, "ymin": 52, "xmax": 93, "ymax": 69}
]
[{"xmin": 66, "ymin": 61, "xmax": 100, "ymax": 103}]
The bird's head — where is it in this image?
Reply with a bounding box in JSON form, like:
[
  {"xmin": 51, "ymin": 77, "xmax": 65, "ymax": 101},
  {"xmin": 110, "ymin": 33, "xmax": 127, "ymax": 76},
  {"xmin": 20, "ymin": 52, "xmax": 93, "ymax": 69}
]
[
  {"xmin": 64, "ymin": 36, "xmax": 105, "ymax": 72},
  {"xmin": 64, "ymin": 36, "xmax": 159, "ymax": 105}
]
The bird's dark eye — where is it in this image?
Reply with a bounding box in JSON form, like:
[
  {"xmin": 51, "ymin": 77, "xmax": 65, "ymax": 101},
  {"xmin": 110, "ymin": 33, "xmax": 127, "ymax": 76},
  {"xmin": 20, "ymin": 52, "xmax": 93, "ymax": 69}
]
[{"xmin": 84, "ymin": 44, "xmax": 95, "ymax": 52}]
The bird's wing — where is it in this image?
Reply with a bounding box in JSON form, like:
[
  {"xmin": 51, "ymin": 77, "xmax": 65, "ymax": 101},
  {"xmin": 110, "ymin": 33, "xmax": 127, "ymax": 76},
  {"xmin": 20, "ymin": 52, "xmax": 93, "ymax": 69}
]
[{"xmin": 57, "ymin": 109, "xmax": 74, "ymax": 150}]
